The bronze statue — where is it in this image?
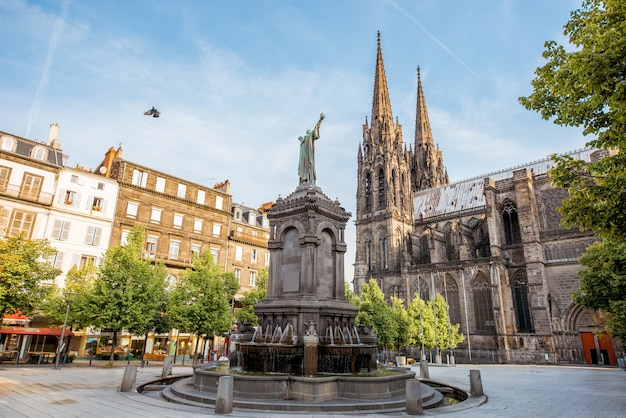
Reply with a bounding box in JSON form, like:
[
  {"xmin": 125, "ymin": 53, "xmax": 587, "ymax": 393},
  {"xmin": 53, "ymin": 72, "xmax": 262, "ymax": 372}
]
[{"xmin": 298, "ymin": 112, "xmax": 325, "ymax": 185}]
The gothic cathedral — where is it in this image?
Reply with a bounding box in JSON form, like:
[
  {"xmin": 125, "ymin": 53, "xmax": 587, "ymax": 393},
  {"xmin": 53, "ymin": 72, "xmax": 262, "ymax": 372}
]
[{"xmin": 354, "ymin": 33, "xmax": 618, "ymax": 365}]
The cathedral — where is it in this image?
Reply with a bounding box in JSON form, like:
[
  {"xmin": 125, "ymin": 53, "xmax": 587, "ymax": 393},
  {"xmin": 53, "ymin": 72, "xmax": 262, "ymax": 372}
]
[{"xmin": 353, "ymin": 33, "xmax": 618, "ymax": 365}]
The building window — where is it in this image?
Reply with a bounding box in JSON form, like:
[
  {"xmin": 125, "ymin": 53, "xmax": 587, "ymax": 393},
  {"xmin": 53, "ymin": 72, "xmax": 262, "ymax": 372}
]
[
  {"xmin": 131, "ymin": 169, "xmax": 148, "ymax": 187},
  {"xmin": 251, "ymin": 249, "xmax": 257, "ymax": 263},
  {"xmin": 248, "ymin": 213, "xmax": 256, "ymax": 226},
  {"xmin": 191, "ymin": 243, "xmax": 201, "ymax": 257},
  {"xmin": 52, "ymin": 219, "xmax": 70, "ymax": 240},
  {"xmin": 64, "ymin": 190, "xmax": 78, "ymax": 205},
  {"xmin": 502, "ymin": 200, "xmax": 521, "ymax": 245},
  {"xmin": 215, "ymin": 195, "xmax": 223, "ymax": 210},
  {"xmin": 378, "ymin": 169, "xmax": 386, "ymax": 208},
  {"xmin": 212, "ymin": 223, "xmax": 221, "ymax": 237},
  {"xmin": 193, "ymin": 218, "xmax": 203, "ymax": 233},
  {"xmin": 234, "ymin": 208, "xmax": 242, "ymax": 221},
  {"xmin": 265, "ymin": 252, "xmax": 270, "ymax": 267},
  {"xmin": 379, "ymin": 237, "xmax": 388, "ymax": 270},
  {"xmin": 20, "ymin": 173, "xmax": 43, "ymax": 200},
  {"xmin": 96, "ymin": 182, "xmax": 105, "ymax": 190},
  {"xmin": 0, "ymin": 165, "xmax": 11, "ymax": 191},
  {"xmin": 365, "ymin": 172, "xmax": 372, "ymax": 212},
  {"xmin": 235, "ymin": 245, "xmax": 243, "ymax": 261},
  {"xmin": 79, "ymin": 255, "xmax": 96, "ymax": 268},
  {"xmin": 70, "ymin": 175, "xmax": 79, "ymax": 184},
  {"xmin": 472, "ymin": 274, "xmax": 495, "ymax": 333},
  {"xmin": 234, "ymin": 268, "xmax": 241, "ymax": 283},
  {"xmin": 126, "ymin": 202, "xmax": 138, "ymax": 218},
  {"xmin": 91, "ymin": 197, "xmax": 103, "ymax": 211},
  {"xmin": 197, "ymin": 189, "xmax": 205, "ymax": 205},
  {"xmin": 444, "ymin": 274, "xmax": 462, "ymax": 326},
  {"xmin": 31, "ymin": 146, "xmax": 46, "ymax": 161},
  {"xmin": 9, "ymin": 211, "xmax": 35, "ymax": 238},
  {"xmin": 155, "ymin": 177, "xmax": 166, "ymax": 193},
  {"xmin": 173, "ymin": 213, "xmax": 183, "ymax": 228},
  {"xmin": 169, "ymin": 240, "xmax": 180, "ymax": 260},
  {"xmin": 177, "ymin": 183, "xmax": 186, "ymax": 199},
  {"xmin": 365, "ymin": 239, "xmax": 372, "ymax": 271},
  {"xmin": 249, "ymin": 271, "xmax": 257, "ymax": 287},
  {"xmin": 150, "ymin": 207, "xmax": 162, "ymax": 224},
  {"xmin": 210, "ymin": 248, "xmax": 219, "ymax": 263},
  {"xmin": 84, "ymin": 226, "xmax": 102, "ymax": 246},
  {"xmin": 513, "ymin": 270, "xmax": 534, "ymax": 333},
  {"xmin": 49, "ymin": 252, "xmax": 64, "ymax": 269},
  {"xmin": 120, "ymin": 229, "xmax": 130, "ymax": 244},
  {"xmin": 145, "ymin": 235, "xmax": 158, "ymax": 258},
  {"xmin": 1, "ymin": 136, "xmax": 15, "ymax": 151}
]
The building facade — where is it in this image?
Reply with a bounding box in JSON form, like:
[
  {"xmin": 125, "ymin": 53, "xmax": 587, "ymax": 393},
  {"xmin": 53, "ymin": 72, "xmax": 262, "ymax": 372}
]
[{"xmin": 354, "ymin": 34, "xmax": 617, "ymax": 365}]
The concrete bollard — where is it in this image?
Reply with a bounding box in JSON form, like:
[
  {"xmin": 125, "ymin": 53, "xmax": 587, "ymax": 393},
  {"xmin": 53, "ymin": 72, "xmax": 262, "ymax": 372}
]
[
  {"xmin": 419, "ymin": 359, "xmax": 430, "ymax": 379},
  {"xmin": 405, "ymin": 379, "xmax": 423, "ymax": 415},
  {"xmin": 120, "ymin": 364, "xmax": 137, "ymax": 392},
  {"xmin": 469, "ymin": 369, "xmax": 483, "ymax": 396},
  {"xmin": 215, "ymin": 375, "xmax": 234, "ymax": 414},
  {"xmin": 162, "ymin": 355, "xmax": 173, "ymax": 378}
]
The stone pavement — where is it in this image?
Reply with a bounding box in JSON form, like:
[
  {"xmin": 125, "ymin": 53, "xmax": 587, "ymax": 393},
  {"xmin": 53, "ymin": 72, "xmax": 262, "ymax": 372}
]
[{"xmin": 0, "ymin": 361, "xmax": 624, "ymax": 417}]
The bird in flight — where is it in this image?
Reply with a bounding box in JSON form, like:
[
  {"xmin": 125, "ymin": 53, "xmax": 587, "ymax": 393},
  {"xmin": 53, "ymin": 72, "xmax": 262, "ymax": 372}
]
[{"xmin": 144, "ymin": 107, "xmax": 161, "ymax": 118}]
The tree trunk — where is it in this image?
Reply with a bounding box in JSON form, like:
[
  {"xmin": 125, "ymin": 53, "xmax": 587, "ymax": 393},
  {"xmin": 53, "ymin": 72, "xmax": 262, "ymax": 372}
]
[{"xmin": 109, "ymin": 331, "xmax": 118, "ymax": 368}]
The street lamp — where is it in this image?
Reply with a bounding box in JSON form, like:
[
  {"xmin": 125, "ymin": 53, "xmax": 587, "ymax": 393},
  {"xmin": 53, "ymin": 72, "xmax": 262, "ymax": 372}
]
[{"xmin": 54, "ymin": 291, "xmax": 76, "ymax": 370}]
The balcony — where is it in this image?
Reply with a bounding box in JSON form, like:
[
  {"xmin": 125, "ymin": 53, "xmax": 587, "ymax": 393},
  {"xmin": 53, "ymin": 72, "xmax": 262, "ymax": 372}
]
[
  {"xmin": 229, "ymin": 230, "xmax": 269, "ymax": 247},
  {"xmin": 141, "ymin": 251, "xmax": 193, "ymax": 268},
  {"xmin": 0, "ymin": 183, "xmax": 54, "ymax": 205}
]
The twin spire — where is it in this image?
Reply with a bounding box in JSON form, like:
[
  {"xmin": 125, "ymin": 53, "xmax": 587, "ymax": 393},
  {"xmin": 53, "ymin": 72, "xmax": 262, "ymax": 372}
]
[{"xmin": 367, "ymin": 32, "xmax": 448, "ymax": 192}]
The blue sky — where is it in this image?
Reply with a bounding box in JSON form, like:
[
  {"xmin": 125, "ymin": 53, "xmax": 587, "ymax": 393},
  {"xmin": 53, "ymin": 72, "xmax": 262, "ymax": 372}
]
[{"xmin": 0, "ymin": 0, "xmax": 588, "ymax": 282}]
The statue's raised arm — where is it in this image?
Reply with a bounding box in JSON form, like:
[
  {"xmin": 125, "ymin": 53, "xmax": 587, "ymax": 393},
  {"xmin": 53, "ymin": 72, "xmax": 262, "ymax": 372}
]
[{"xmin": 298, "ymin": 113, "xmax": 325, "ymax": 186}]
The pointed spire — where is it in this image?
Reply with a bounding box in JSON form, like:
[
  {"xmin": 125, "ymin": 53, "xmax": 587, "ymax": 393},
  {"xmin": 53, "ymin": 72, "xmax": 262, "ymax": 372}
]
[
  {"xmin": 370, "ymin": 31, "xmax": 394, "ymax": 143},
  {"xmin": 413, "ymin": 66, "xmax": 448, "ymax": 191}
]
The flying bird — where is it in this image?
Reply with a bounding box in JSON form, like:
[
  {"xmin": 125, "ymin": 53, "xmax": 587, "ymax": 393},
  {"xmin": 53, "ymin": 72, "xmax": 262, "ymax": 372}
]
[{"xmin": 144, "ymin": 107, "xmax": 161, "ymax": 118}]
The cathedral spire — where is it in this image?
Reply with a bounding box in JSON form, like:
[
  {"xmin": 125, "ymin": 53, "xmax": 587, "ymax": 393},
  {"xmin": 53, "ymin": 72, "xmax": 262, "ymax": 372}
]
[
  {"xmin": 413, "ymin": 66, "xmax": 448, "ymax": 191},
  {"xmin": 370, "ymin": 31, "xmax": 394, "ymax": 144}
]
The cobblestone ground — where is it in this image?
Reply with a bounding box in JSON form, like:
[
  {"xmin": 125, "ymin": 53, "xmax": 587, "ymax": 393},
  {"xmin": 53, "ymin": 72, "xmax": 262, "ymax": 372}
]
[{"xmin": 0, "ymin": 362, "xmax": 624, "ymax": 417}]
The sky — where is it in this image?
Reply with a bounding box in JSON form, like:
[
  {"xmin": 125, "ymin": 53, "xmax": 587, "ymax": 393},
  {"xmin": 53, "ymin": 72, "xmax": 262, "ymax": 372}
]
[{"xmin": 0, "ymin": 0, "xmax": 589, "ymax": 284}]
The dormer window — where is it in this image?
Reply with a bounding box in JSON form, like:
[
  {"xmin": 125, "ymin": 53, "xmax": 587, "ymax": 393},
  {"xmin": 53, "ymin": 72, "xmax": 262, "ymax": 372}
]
[
  {"xmin": 31, "ymin": 146, "xmax": 47, "ymax": 161},
  {"xmin": 1, "ymin": 136, "xmax": 16, "ymax": 152}
]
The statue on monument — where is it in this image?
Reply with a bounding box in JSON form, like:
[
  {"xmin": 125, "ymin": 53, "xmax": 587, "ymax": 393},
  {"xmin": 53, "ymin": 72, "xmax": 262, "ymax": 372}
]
[{"xmin": 298, "ymin": 112, "xmax": 325, "ymax": 185}]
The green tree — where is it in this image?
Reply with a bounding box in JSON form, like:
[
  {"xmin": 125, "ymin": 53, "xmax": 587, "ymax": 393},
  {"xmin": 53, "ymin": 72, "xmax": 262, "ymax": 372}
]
[
  {"xmin": 0, "ymin": 236, "xmax": 60, "ymax": 319},
  {"xmin": 234, "ymin": 268, "xmax": 268, "ymax": 326},
  {"xmin": 407, "ymin": 295, "xmax": 433, "ymax": 351},
  {"xmin": 84, "ymin": 224, "xmax": 167, "ymax": 366},
  {"xmin": 168, "ymin": 251, "xmax": 239, "ymax": 364},
  {"xmin": 431, "ymin": 294, "xmax": 464, "ymax": 351},
  {"xmin": 519, "ymin": 0, "xmax": 626, "ymax": 340},
  {"xmin": 355, "ymin": 279, "xmax": 397, "ymax": 350},
  {"xmin": 573, "ymin": 239, "xmax": 626, "ymax": 341},
  {"xmin": 42, "ymin": 263, "xmax": 97, "ymax": 327},
  {"xmin": 390, "ymin": 296, "xmax": 410, "ymax": 350},
  {"xmin": 345, "ymin": 282, "xmax": 361, "ymax": 308}
]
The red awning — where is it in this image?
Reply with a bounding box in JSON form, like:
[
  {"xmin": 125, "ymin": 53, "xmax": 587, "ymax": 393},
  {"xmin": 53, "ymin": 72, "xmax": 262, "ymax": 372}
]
[{"xmin": 0, "ymin": 326, "xmax": 74, "ymax": 337}]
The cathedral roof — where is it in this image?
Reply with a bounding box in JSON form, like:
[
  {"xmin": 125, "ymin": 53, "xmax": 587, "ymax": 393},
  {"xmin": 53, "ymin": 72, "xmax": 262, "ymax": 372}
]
[{"xmin": 413, "ymin": 148, "xmax": 595, "ymax": 220}]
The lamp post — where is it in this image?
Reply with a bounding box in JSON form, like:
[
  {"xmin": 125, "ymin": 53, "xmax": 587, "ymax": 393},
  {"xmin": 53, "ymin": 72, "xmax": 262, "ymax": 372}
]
[{"xmin": 54, "ymin": 291, "xmax": 76, "ymax": 370}]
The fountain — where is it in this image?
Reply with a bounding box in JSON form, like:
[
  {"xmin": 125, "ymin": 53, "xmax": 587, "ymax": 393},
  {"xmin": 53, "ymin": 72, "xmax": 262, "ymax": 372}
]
[{"xmin": 153, "ymin": 115, "xmax": 467, "ymax": 412}]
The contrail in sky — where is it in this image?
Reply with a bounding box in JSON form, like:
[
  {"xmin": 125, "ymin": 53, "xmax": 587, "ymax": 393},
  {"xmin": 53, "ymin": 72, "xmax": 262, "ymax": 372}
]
[
  {"xmin": 386, "ymin": 0, "xmax": 480, "ymax": 79},
  {"xmin": 26, "ymin": 0, "xmax": 70, "ymax": 138}
]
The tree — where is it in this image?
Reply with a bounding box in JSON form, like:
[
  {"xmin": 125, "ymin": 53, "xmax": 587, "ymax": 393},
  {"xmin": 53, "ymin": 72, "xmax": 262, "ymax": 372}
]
[
  {"xmin": 390, "ymin": 296, "xmax": 410, "ymax": 350},
  {"xmin": 573, "ymin": 239, "xmax": 626, "ymax": 341},
  {"xmin": 0, "ymin": 235, "xmax": 60, "ymax": 319},
  {"xmin": 355, "ymin": 279, "xmax": 397, "ymax": 350},
  {"xmin": 234, "ymin": 268, "xmax": 268, "ymax": 326},
  {"xmin": 519, "ymin": 0, "xmax": 626, "ymax": 340},
  {"xmin": 344, "ymin": 282, "xmax": 361, "ymax": 308},
  {"xmin": 42, "ymin": 263, "xmax": 97, "ymax": 327},
  {"xmin": 407, "ymin": 294, "xmax": 463, "ymax": 358},
  {"xmin": 84, "ymin": 224, "xmax": 167, "ymax": 366},
  {"xmin": 168, "ymin": 251, "xmax": 239, "ymax": 364}
]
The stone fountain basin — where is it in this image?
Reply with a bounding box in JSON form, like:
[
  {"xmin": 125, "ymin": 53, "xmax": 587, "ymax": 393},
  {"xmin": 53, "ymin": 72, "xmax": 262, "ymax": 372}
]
[{"xmin": 192, "ymin": 366, "xmax": 415, "ymax": 402}]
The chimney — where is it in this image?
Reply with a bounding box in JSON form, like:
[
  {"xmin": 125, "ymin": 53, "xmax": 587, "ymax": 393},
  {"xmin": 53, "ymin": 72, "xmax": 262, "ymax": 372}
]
[{"xmin": 47, "ymin": 123, "xmax": 61, "ymax": 149}]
